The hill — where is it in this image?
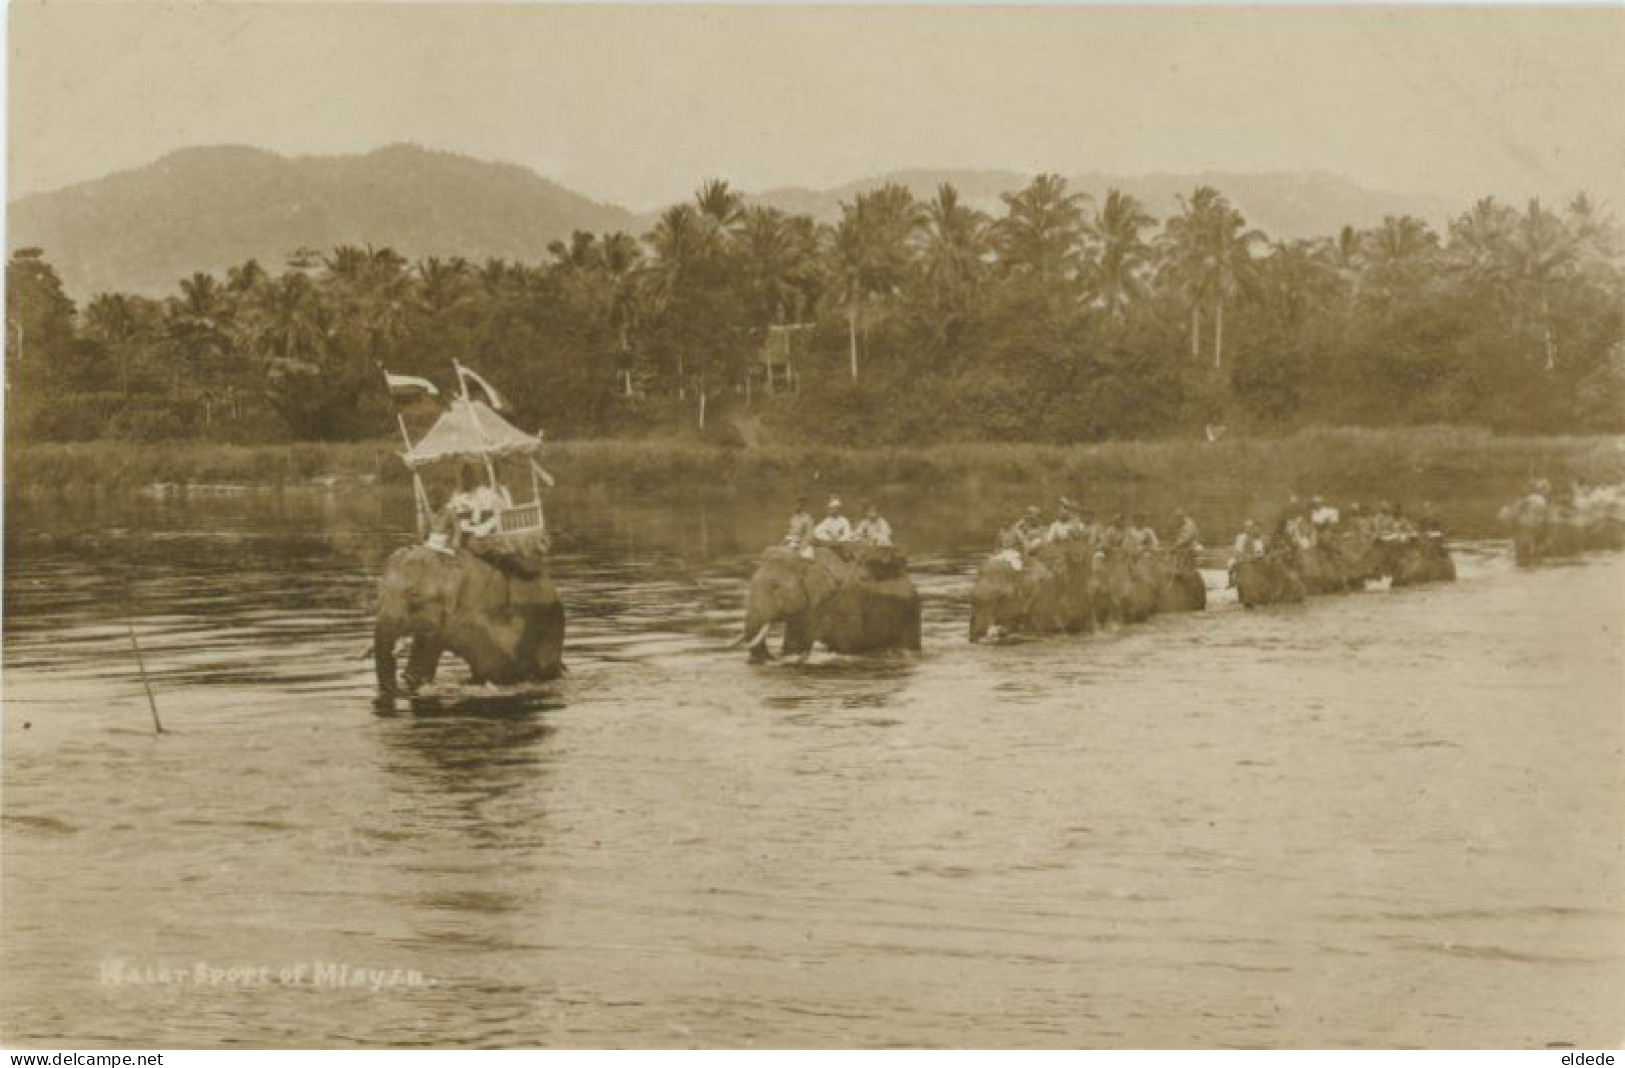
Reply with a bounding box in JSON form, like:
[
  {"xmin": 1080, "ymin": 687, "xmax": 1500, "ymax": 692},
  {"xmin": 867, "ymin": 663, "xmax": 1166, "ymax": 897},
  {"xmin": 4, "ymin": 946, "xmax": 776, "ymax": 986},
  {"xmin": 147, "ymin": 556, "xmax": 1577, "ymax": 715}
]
[{"xmin": 8, "ymin": 144, "xmax": 636, "ymax": 297}]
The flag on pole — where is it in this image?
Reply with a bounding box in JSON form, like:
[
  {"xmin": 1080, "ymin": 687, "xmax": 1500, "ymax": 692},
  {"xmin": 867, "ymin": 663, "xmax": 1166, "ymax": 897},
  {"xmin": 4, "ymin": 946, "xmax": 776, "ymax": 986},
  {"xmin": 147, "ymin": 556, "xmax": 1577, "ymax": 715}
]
[
  {"xmin": 383, "ymin": 370, "xmax": 440, "ymax": 399},
  {"xmin": 455, "ymin": 361, "xmax": 508, "ymax": 411}
]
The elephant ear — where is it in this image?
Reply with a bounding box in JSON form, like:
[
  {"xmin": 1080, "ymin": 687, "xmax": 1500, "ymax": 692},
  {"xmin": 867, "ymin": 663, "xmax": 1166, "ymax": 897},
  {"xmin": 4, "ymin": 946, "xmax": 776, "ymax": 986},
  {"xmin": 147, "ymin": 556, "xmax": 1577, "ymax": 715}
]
[{"xmin": 799, "ymin": 554, "xmax": 841, "ymax": 606}]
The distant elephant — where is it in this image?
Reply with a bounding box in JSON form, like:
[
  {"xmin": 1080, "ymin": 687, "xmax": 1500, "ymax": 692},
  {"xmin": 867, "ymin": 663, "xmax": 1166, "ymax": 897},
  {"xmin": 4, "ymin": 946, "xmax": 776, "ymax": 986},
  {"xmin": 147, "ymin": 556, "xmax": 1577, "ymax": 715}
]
[
  {"xmin": 1502, "ymin": 492, "xmax": 1625, "ymax": 566},
  {"xmin": 1093, "ymin": 549, "xmax": 1164, "ymax": 625},
  {"xmin": 969, "ymin": 541, "xmax": 1096, "ymax": 642},
  {"xmin": 1231, "ymin": 552, "xmax": 1307, "ymax": 607},
  {"xmin": 743, "ymin": 545, "xmax": 921, "ymax": 659},
  {"xmin": 1381, "ymin": 535, "xmax": 1458, "ymax": 587},
  {"xmin": 374, "ymin": 545, "xmax": 565, "ymax": 694},
  {"xmin": 1295, "ymin": 539, "xmax": 1365, "ymax": 595}
]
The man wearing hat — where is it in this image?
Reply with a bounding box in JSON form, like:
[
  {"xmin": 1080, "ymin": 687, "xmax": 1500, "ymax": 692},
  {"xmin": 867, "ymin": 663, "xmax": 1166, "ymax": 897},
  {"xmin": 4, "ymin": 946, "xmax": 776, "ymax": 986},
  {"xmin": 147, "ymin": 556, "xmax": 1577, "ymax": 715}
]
[
  {"xmin": 784, "ymin": 497, "xmax": 814, "ymax": 549},
  {"xmin": 813, "ymin": 496, "xmax": 854, "ymax": 546},
  {"xmin": 1171, "ymin": 508, "xmax": 1201, "ymax": 560},
  {"xmin": 1047, "ymin": 498, "xmax": 1083, "ymax": 544},
  {"xmin": 854, "ymin": 502, "xmax": 894, "ymax": 547},
  {"xmin": 1309, "ymin": 494, "xmax": 1340, "ymax": 530},
  {"xmin": 1013, "ymin": 505, "xmax": 1047, "ymax": 551}
]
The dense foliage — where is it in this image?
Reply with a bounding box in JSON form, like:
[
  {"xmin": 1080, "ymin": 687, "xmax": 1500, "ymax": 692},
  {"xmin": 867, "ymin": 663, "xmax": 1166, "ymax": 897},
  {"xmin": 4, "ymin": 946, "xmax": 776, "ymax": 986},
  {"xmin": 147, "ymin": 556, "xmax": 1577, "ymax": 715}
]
[{"xmin": 7, "ymin": 179, "xmax": 1623, "ymax": 446}]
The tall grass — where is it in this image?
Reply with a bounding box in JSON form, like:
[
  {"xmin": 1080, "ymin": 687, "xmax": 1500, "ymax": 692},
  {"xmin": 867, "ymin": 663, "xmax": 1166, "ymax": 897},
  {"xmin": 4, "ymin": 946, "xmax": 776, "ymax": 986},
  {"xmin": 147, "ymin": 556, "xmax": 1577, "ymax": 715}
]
[{"xmin": 8, "ymin": 426, "xmax": 1624, "ymax": 500}]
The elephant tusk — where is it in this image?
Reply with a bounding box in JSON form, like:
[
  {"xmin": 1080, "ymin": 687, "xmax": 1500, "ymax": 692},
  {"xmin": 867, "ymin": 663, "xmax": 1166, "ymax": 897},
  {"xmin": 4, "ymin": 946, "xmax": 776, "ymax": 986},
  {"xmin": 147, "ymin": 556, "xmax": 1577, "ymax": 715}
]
[{"xmin": 746, "ymin": 624, "xmax": 772, "ymax": 648}]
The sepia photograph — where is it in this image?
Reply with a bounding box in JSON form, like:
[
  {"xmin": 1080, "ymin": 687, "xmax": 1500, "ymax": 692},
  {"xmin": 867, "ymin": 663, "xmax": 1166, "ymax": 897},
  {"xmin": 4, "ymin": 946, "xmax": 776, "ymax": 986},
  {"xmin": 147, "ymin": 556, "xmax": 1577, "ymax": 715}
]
[{"xmin": 3, "ymin": 0, "xmax": 1623, "ymax": 1053}]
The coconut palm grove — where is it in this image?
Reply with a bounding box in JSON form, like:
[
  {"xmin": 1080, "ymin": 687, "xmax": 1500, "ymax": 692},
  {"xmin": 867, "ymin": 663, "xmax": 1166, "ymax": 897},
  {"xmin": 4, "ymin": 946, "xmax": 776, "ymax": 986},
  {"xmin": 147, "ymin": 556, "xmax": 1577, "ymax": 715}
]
[{"xmin": 7, "ymin": 177, "xmax": 1623, "ymax": 447}]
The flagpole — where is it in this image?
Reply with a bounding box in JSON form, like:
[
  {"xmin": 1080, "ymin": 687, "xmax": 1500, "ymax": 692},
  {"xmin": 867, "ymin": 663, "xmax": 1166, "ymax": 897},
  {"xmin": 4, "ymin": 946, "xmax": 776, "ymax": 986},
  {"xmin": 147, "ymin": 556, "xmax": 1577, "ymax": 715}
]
[{"xmin": 456, "ymin": 359, "xmax": 501, "ymax": 490}]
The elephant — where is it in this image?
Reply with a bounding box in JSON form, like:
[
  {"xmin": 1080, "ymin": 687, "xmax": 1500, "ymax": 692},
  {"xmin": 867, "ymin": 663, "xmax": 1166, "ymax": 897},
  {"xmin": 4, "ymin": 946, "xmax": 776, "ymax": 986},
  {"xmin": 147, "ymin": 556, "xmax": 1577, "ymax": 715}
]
[
  {"xmin": 1502, "ymin": 492, "xmax": 1625, "ymax": 566},
  {"xmin": 374, "ymin": 545, "xmax": 565, "ymax": 695},
  {"xmin": 1231, "ymin": 551, "xmax": 1307, "ymax": 607},
  {"xmin": 743, "ymin": 545, "xmax": 921, "ymax": 660},
  {"xmin": 1379, "ymin": 534, "xmax": 1458, "ymax": 587},
  {"xmin": 969, "ymin": 541, "xmax": 1097, "ymax": 642},
  {"xmin": 1295, "ymin": 538, "xmax": 1367, "ymax": 595}
]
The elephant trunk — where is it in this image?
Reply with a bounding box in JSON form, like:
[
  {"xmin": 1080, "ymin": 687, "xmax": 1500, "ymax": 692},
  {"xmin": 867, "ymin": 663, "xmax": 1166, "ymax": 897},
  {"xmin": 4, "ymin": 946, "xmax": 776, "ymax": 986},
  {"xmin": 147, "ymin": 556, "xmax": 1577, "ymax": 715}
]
[{"xmin": 374, "ymin": 622, "xmax": 401, "ymax": 695}]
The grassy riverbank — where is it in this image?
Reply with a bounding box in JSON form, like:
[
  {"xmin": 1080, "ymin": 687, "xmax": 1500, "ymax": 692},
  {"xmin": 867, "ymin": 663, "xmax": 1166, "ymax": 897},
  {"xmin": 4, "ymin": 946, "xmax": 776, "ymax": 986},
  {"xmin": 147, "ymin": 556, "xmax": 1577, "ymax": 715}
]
[{"xmin": 8, "ymin": 427, "xmax": 1624, "ymax": 504}]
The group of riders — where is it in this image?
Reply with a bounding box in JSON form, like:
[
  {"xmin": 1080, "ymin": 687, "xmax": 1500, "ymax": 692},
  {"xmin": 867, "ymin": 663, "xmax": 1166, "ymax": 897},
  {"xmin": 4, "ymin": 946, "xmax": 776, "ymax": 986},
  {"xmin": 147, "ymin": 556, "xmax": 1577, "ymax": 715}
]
[
  {"xmin": 993, "ymin": 500, "xmax": 1200, "ymax": 570},
  {"xmin": 988, "ymin": 492, "xmax": 1449, "ymax": 573},
  {"xmin": 783, "ymin": 497, "xmax": 895, "ymax": 557},
  {"xmin": 424, "ymin": 466, "xmax": 516, "ymax": 554},
  {"xmin": 1228, "ymin": 495, "xmax": 1443, "ymax": 565}
]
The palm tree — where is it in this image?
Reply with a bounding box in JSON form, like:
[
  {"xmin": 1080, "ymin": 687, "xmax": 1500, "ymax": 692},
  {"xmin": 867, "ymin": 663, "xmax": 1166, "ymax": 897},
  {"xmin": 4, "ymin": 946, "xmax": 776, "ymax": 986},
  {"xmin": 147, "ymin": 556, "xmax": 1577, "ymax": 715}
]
[
  {"xmin": 825, "ymin": 184, "xmax": 922, "ymax": 380},
  {"xmin": 1507, "ymin": 199, "xmax": 1577, "ymax": 371},
  {"xmin": 917, "ymin": 182, "xmax": 990, "ymax": 333},
  {"xmin": 737, "ymin": 206, "xmax": 820, "ymax": 326},
  {"xmin": 84, "ymin": 292, "xmax": 141, "ymax": 396},
  {"xmin": 250, "ymin": 270, "xmax": 327, "ymax": 369},
  {"xmin": 547, "ymin": 230, "xmax": 603, "ymax": 273},
  {"xmin": 415, "ymin": 257, "xmax": 473, "ymax": 319},
  {"xmin": 1157, "ymin": 187, "xmax": 1262, "ymax": 369},
  {"xmin": 1083, "ymin": 188, "xmax": 1155, "ymax": 319},
  {"xmin": 694, "ymin": 178, "xmax": 745, "ymax": 232},
  {"xmin": 1207, "ymin": 202, "xmax": 1265, "ymax": 369},
  {"xmin": 995, "ymin": 174, "xmax": 1086, "ymax": 286}
]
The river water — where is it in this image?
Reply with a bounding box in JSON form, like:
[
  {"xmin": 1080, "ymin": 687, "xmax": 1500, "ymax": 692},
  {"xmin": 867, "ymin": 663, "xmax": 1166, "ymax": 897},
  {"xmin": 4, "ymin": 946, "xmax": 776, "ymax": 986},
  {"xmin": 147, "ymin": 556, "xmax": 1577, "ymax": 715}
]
[{"xmin": 2, "ymin": 487, "xmax": 1622, "ymax": 1048}]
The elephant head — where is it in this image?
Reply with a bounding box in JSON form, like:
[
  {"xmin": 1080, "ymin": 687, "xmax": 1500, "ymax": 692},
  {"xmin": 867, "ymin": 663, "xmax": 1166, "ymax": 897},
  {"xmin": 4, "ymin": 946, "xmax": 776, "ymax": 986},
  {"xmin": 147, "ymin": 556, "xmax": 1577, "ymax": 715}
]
[
  {"xmin": 375, "ymin": 546, "xmax": 565, "ymax": 694},
  {"xmin": 969, "ymin": 555, "xmax": 1029, "ymax": 642},
  {"xmin": 742, "ymin": 547, "xmax": 839, "ymax": 659}
]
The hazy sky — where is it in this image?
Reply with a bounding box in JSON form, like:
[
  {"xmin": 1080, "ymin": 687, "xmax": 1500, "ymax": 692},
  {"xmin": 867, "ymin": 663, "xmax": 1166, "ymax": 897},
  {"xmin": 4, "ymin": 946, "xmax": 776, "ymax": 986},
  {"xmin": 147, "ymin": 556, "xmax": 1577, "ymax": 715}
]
[{"xmin": 9, "ymin": 3, "xmax": 1625, "ymax": 208}]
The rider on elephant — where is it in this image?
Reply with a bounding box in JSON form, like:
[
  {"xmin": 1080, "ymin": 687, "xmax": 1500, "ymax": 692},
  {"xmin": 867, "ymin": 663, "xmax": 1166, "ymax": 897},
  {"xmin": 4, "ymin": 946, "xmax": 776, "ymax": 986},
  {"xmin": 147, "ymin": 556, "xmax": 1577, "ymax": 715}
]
[
  {"xmin": 813, "ymin": 497, "xmax": 854, "ymax": 547},
  {"xmin": 784, "ymin": 498, "xmax": 815, "ymax": 552},
  {"xmin": 853, "ymin": 503, "xmax": 894, "ymax": 548},
  {"xmin": 1171, "ymin": 509, "xmax": 1201, "ymax": 566}
]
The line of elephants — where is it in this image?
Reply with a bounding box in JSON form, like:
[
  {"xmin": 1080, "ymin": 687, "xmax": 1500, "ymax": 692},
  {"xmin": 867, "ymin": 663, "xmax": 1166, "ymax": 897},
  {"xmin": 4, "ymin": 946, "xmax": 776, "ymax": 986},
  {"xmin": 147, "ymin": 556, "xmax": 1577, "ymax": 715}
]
[{"xmin": 371, "ymin": 489, "xmax": 1622, "ymax": 693}]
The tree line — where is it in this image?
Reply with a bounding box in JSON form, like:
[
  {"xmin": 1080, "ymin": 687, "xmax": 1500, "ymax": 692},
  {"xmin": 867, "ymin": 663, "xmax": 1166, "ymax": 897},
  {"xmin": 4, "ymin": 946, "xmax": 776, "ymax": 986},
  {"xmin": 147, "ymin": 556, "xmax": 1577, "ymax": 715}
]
[{"xmin": 7, "ymin": 177, "xmax": 1623, "ymax": 448}]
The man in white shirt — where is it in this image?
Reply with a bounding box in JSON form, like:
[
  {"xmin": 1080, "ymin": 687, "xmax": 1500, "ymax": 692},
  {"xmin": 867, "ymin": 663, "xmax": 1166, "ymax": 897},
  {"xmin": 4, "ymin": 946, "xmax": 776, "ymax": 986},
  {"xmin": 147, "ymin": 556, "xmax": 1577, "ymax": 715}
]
[
  {"xmin": 813, "ymin": 497, "xmax": 853, "ymax": 545},
  {"xmin": 1309, "ymin": 494, "xmax": 1340, "ymax": 530},
  {"xmin": 853, "ymin": 503, "xmax": 893, "ymax": 547}
]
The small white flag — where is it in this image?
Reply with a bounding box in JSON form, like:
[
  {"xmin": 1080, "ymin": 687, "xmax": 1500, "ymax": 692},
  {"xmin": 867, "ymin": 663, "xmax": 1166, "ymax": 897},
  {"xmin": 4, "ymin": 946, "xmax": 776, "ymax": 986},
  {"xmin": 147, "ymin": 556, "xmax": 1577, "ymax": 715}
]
[
  {"xmin": 456, "ymin": 361, "xmax": 508, "ymax": 411},
  {"xmin": 384, "ymin": 371, "xmax": 439, "ymax": 398}
]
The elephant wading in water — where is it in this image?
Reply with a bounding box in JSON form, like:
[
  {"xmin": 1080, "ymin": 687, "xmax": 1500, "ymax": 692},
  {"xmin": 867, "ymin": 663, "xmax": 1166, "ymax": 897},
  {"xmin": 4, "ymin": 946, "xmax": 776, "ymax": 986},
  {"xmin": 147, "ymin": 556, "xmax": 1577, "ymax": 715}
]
[
  {"xmin": 1501, "ymin": 488, "xmax": 1625, "ymax": 566},
  {"xmin": 969, "ymin": 541, "xmax": 1097, "ymax": 642},
  {"xmin": 743, "ymin": 545, "xmax": 921, "ymax": 660},
  {"xmin": 1231, "ymin": 550, "xmax": 1307, "ymax": 607},
  {"xmin": 1380, "ymin": 534, "xmax": 1458, "ymax": 586},
  {"xmin": 374, "ymin": 545, "xmax": 565, "ymax": 694},
  {"xmin": 969, "ymin": 543, "xmax": 1203, "ymax": 642}
]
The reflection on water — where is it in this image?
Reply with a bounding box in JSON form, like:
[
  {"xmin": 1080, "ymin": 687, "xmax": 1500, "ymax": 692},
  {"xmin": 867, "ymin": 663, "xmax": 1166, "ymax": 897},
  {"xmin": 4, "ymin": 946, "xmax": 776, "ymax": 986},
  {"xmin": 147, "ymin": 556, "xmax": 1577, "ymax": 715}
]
[{"xmin": 2, "ymin": 488, "xmax": 1623, "ymax": 1047}]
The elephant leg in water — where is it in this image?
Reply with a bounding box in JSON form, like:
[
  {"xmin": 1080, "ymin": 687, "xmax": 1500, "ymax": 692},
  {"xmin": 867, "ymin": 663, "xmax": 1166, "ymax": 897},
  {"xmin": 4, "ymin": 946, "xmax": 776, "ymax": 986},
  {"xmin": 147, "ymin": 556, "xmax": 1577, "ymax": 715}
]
[{"xmin": 403, "ymin": 638, "xmax": 444, "ymax": 691}]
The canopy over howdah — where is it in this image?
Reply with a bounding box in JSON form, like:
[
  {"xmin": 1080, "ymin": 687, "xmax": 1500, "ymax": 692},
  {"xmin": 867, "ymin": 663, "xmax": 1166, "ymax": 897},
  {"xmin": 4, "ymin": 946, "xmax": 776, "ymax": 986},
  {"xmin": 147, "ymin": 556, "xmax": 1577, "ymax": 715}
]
[{"xmin": 401, "ymin": 397, "xmax": 540, "ymax": 469}]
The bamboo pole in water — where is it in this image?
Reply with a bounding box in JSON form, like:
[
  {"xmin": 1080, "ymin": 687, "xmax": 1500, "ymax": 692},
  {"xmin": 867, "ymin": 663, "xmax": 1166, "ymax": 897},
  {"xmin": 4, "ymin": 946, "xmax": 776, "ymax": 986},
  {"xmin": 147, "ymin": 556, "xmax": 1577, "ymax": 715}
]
[{"xmin": 127, "ymin": 624, "xmax": 163, "ymax": 734}]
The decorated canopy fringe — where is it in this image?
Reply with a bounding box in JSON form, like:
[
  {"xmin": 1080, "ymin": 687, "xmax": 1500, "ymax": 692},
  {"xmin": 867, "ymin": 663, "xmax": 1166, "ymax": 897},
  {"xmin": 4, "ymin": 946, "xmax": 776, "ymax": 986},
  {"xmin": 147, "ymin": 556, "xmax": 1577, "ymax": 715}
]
[{"xmin": 400, "ymin": 397, "xmax": 540, "ymax": 469}]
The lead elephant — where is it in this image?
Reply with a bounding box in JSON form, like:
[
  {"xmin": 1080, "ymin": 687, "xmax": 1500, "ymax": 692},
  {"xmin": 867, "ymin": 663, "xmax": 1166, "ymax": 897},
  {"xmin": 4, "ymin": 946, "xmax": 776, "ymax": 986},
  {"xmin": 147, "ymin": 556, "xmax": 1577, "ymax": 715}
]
[
  {"xmin": 374, "ymin": 545, "xmax": 565, "ymax": 694},
  {"xmin": 969, "ymin": 541, "xmax": 1096, "ymax": 642},
  {"xmin": 743, "ymin": 545, "xmax": 921, "ymax": 659},
  {"xmin": 1231, "ymin": 552, "xmax": 1307, "ymax": 607}
]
